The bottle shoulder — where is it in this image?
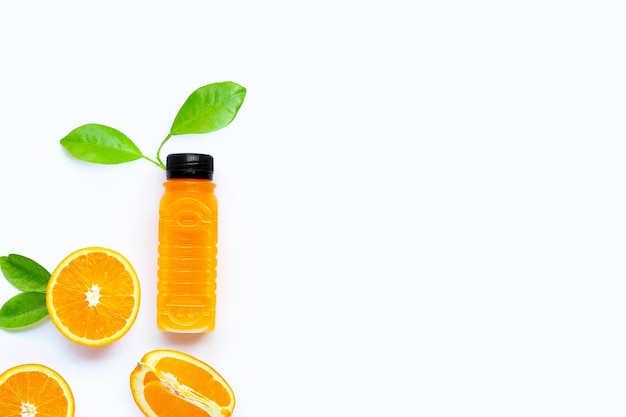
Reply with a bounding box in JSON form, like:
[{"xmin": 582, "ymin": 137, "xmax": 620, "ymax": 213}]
[{"xmin": 160, "ymin": 180, "xmax": 217, "ymax": 214}]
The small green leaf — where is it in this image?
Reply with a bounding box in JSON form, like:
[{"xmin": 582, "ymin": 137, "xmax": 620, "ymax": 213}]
[
  {"xmin": 0, "ymin": 292, "xmax": 48, "ymax": 329},
  {"xmin": 170, "ymin": 81, "xmax": 247, "ymax": 136},
  {"xmin": 0, "ymin": 254, "xmax": 50, "ymax": 292},
  {"xmin": 60, "ymin": 123, "xmax": 143, "ymax": 164}
]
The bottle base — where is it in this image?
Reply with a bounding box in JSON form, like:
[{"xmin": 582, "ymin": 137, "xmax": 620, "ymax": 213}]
[
  {"xmin": 158, "ymin": 326, "xmax": 214, "ymax": 334},
  {"xmin": 157, "ymin": 311, "xmax": 215, "ymax": 333}
]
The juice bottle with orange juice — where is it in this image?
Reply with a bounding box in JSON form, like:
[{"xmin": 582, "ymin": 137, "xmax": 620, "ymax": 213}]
[{"xmin": 157, "ymin": 153, "xmax": 218, "ymax": 332}]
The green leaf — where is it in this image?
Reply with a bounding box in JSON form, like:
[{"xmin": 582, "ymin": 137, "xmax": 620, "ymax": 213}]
[
  {"xmin": 0, "ymin": 292, "xmax": 48, "ymax": 329},
  {"xmin": 0, "ymin": 254, "xmax": 50, "ymax": 292},
  {"xmin": 60, "ymin": 123, "xmax": 143, "ymax": 164},
  {"xmin": 170, "ymin": 81, "xmax": 247, "ymax": 136}
]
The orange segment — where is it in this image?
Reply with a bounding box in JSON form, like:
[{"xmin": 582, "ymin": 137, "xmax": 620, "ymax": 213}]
[
  {"xmin": 0, "ymin": 363, "xmax": 75, "ymax": 417},
  {"xmin": 130, "ymin": 350, "xmax": 235, "ymax": 417},
  {"xmin": 46, "ymin": 247, "xmax": 141, "ymax": 347}
]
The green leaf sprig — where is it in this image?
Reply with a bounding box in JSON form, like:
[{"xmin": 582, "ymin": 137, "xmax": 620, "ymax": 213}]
[
  {"xmin": 0, "ymin": 255, "xmax": 51, "ymax": 329},
  {"xmin": 60, "ymin": 81, "xmax": 247, "ymax": 169}
]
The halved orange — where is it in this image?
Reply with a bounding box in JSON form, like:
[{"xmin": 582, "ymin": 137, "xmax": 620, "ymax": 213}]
[
  {"xmin": 130, "ymin": 349, "xmax": 235, "ymax": 417},
  {"xmin": 0, "ymin": 363, "xmax": 75, "ymax": 417},
  {"xmin": 46, "ymin": 247, "xmax": 140, "ymax": 347}
]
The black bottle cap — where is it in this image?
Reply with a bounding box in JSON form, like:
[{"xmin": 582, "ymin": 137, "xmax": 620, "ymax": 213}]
[{"xmin": 166, "ymin": 153, "xmax": 214, "ymax": 180}]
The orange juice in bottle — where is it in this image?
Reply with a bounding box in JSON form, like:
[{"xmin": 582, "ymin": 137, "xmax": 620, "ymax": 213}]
[{"xmin": 157, "ymin": 153, "xmax": 218, "ymax": 332}]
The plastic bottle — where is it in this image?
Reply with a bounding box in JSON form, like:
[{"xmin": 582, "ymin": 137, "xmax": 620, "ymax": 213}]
[{"xmin": 157, "ymin": 153, "xmax": 218, "ymax": 333}]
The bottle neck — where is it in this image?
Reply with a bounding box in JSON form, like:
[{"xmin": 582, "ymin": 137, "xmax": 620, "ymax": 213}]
[
  {"xmin": 166, "ymin": 177, "xmax": 212, "ymax": 182},
  {"xmin": 164, "ymin": 178, "xmax": 215, "ymax": 192}
]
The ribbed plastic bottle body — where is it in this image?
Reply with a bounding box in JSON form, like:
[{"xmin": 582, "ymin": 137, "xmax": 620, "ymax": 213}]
[{"xmin": 157, "ymin": 179, "xmax": 218, "ymax": 333}]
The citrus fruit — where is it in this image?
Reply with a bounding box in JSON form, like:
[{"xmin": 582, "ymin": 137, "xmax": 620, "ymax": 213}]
[
  {"xmin": 130, "ymin": 349, "xmax": 235, "ymax": 417},
  {"xmin": 46, "ymin": 247, "xmax": 141, "ymax": 347},
  {"xmin": 0, "ymin": 363, "xmax": 75, "ymax": 417}
]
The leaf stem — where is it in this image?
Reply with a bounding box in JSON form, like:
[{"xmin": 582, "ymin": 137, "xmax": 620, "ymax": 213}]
[
  {"xmin": 142, "ymin": 155, "xmax": 165, "ymax": 170},
  {"xmin": 155, "ymin": 133, "xmax": 173, "ymax": 168}
]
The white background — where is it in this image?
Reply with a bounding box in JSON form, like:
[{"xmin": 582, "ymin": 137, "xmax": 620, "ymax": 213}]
[{"xmin": 0, "ymin": 1, "xmax": 625, "ymax": 416}]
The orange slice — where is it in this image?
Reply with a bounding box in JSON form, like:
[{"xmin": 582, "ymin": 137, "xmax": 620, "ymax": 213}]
[
  {"xmin": 46, "ymin": 247, "xmax": 140, "ymax": 347},
  {"xmin": 130, "ymin": 349, "xmax": 235, "ymax": 417},
  {"xmin": 0, "ymin": 363, "xmax": 75, "ymax": 417}
]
